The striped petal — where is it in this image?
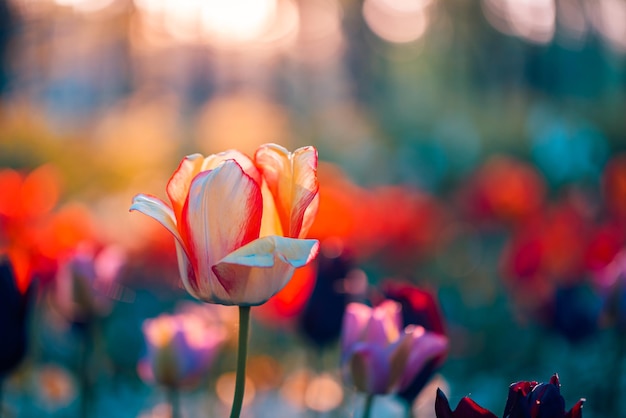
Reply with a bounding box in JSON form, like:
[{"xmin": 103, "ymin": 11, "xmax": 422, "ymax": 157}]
[
  {"xmin": 396, "ymin": 326, "xmax": 448, "ymax": 391},
  {"xmin": 212, "ymin": 236, "xmax": 319, "ymax": 306},
  {"xmin": 259, "ymin": 179, "xmax": 283, "ymax": 237},
  {"xmin": 348, "ymin": 343, "xmax": 390, "ymax": 394},
  {"xmin": 365, "ymin": 300, "xmax": 402, "ymax": 347},
  {"xmin": 182, "ymin": 160, "xmax": 263, "ymax": 302},
  {"xmin": 341, "ymin": 303, "xmax": 373, "ymax": 360},
  {"xmin": 130, "ymin": 194, "xmax": 184, "ymax": 247},
  {"xmin": 255, "ymin": 144, "xmax": 319, "ymax": 238},
  {"xmin": 166, "ymin": 154, "xmax": 205, "ymax": 224},
  {"xmin": 202, "ymin": 150, "xmax": 261, "ymax": 186}
]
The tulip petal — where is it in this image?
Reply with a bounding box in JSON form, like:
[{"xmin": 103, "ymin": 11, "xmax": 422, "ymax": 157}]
[
  {"xmin": 212, "ymin": 236, "xmax": 319, "ymax": 306},
  {"xmin": 342, "ymin": 303, "xmax": 374, "ymax": 359},
  {"xmin": 349, "ymin": 343, "xmax": 390, "ymax": 394},
  {"xmin": 454, "ymin": 397, "xmax": 498, "ymax": 418},
  {"xmin": 365, "ymin": 300, "xmax": 402, "ymax": 347},
  {"xmin": 435, "ymin": 388, "xmax": 455, "ymax": 418},
  {"xmin": 202, "ymin": 150, "xmax": 261, "ymax": 186},
  {"xmin": 436, "ymin": 389, "xmax": 498, "ymax": 418},
  {"xmin": 166, "ymin": 154, "xmax": 205, "ymax": 224},
  {"xmin": 130, "ymin": 194, "xmax": 184, "ymax": 246},
  {"xmin": 396, "ymin": 326, "xmax": 448, "ymax": 391},
  {"xmin": 259, "ymin": 179, "xmax": 283, "ymax": 237},
  {"xmin": 182, "ymin": 160, "xmax": 263, "ymax": 302},
  {"xmin": 565, "ymin": 400, "xmax": 585, "ymax": 418},
  {"xmin": 175, "ymin": 241, "xmax": 202, "ymax": 300},
  {"xmin": 255, "ymin": 144, "xmax": 319, "ymax": 238}
]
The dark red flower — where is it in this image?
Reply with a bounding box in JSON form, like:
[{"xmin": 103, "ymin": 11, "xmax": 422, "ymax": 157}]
[
  {"xmin": 297, "ymin": 242, "xmax": 358, "ymax": 348},
  {"xmin": 436, "ymin": 375, "xmax": 584, "ymax": 418},
  {"xmin": 603, "ymin": 153, "xmax": 626, "ymax": 221},
  {"xmin": 435, "ymin": 388, "xmax": 498, "ymax": 418},
  {"xmin": 459, "ymin": 155, "xmax": 546, "ymax": 227},
  {"xmin": 503, "ymin": 374, "xmax": 584, "ymax": 418}
]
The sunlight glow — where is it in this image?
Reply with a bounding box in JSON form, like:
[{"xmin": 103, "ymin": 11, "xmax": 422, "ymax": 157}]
[
  {"xmin": 590, "ymin": 0, "xmax": 626, "ymax": 53},
  {"xmin": 482, "ymin": 0, "xmax": 556, "ymax": 44},
  {"xmin": 201, "ymin": 0, "xmax": 277, "ymax": 43},
  {"xmin": 363, "ymin": 0, "xmax": 433, "ymax": 43},
  {"xmin": 132, "ymin": 0, "xmax": 297, "ymax": 48},
  {"xmin": 52, "ymin": 0, "xmax": 115, "ymax": 13},
  {"xmin": 304, "ymin": 373, "xmax": 343, "ymax": 412},
  {"xmin": 216, "ymin": 373, "xmax": 256, "ymax": 407},
  {"xmin": 293, "ymin": 0, "xmax": 344, "ymax": 63}
]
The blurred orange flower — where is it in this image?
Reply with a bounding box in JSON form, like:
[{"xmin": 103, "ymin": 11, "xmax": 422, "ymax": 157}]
[
  {"xmin": 460, "ymin": 155, "xmax": 546, "ymax": 227},
  {"xmin": 603, "ymin": 153, "xmax": 626, "ymax": 221},
  {"xmin": 500, "ymin": 199, "xmax": 590, "ymax": 310},
  {"xmin": 0, "ymin": 165, "xmax": 96, "ymax": 292}
]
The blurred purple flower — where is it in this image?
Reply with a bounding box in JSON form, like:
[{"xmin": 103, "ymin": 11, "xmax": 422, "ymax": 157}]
[
  {"xmin": 382, "ymin": 279, "xmax": 447, "ymax": 403},
  {"xmin": 53, "ymin": 244, "xmax": 130, "ymax": 325},
  {"xmin": 0, "ymin": 256, "xmax": 33, "ymax": 377},
  {"xmin": 138, "ymin": 307, "xmax": 226, "ymax": 388},
  {"xmin": 340, "ymin": 300, "xmax": 447, "ymax": 395}
]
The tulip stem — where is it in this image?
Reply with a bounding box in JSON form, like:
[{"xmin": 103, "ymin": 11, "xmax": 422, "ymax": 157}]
[
  {"xmin": 79, "ymin": 324, "xmax": 94, "ymax": 418},
  {"xmin": 229, "ymin": 306, "xmax": 251, "ymax": 418},
  {"xmin": 168, "ymin": 386, "xmax": 180, "ymax": 418},
  {"xmin": 362, "ymin": 394, "xmax": 374, "ymax": 418}
]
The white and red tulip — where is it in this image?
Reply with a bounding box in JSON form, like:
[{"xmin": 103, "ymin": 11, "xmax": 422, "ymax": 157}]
[{"xmin": 130, "ymin": 144, "xmax": 320, "ymax": 306}]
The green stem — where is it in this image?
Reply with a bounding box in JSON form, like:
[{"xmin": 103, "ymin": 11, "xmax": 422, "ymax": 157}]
[
  {"xmin": 79, "ymin": 325, "xmax": 93, "ymax": 418},
  {"xmin": 362, "ymin": 394, "xmax": 374, "ymax": 418},
  {"xmin": 0, "ymin": 378, "xmax": 4, "ymax": 418},
  {"xmin": 168, "ymin": 386, "xmax": 180, "ymax": 418},
  {"xmin": 229, "ymin": 306, "xmax": 251, "ymax": 418}
]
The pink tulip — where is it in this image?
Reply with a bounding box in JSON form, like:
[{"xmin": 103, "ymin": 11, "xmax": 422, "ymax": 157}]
[
  {"xmin": 130, "ymin": 144, "xmax": 320, "ymax": 306},
  {"xmin": 341, "ymin": 300, "xmax": 448, "ymax": 395}
]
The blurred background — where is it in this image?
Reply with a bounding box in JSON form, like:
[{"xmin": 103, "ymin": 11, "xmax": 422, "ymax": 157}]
[{"xmin": 0, "ymin": 0, "xmax": 625, "ymax": 416}]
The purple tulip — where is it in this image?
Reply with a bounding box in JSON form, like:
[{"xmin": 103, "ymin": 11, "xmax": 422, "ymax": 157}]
[
  {"xmin": 341, "ymin": 300, "xmax": 448, "ymax": 395},
  {"xmin": 54, "ymin": 244, "xmax": 128, "ymax": 325},
  {"xmin": 139, "ymin": 307, "xmax": 226, "ymax": 388}
]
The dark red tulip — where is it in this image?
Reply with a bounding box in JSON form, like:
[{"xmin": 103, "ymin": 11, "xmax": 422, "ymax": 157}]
[
  {"xmin": 503, "ymin": 374, "xmax": 584, "ymax": 418},
  {"xmin": 435, "ymin": 388, "xmax": 498, "ymax": 418}
]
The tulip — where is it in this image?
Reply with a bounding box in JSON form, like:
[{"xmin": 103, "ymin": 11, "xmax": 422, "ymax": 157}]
[
  {"xmin": 130, "ymin": 144, "xmax": 319, "ymax": 306},
  {"xmin": 503, "ymin": 374, "xmax": 584, "ymax": 418},
  {"xmin": 435, "ymin": 388, "xmax": 498, "ymax": 418},
  {"xmin": 54, "ymin": 244, "xmax": 128, "ymax": 325},
  {"xmin": 382, "ymin": 280, "xmax": 447, "ymax": 404},
  {"xmin": 139, "ymin": 310, "xmax": 226, "ymax": 387},
  {"xmin": 435, "ymin": 374, "xmax": 584, "ymax": 418},
  {"xmin": 130, "ymin": 144, "xmax": 320, "ymax": 418},
  {"xmin": 341, "ymin": 300, "xmax": 448, "ymax": 418},
  {"xmin": 139, "ymin": 309, "xmax": 226, "ymax": 417}
]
